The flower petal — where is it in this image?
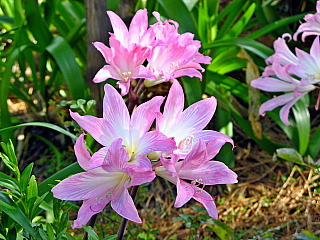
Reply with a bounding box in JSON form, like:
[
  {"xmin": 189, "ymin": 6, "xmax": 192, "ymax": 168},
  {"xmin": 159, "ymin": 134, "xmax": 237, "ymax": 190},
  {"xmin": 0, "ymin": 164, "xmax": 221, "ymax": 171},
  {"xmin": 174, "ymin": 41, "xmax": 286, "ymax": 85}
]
[
  {"xmin": 74, "ymin": 133, "xmax": 91, "ymax": 171},
  {"xmin": 52, "ymin": 168, "xmax": 119, "ymax": 201},
  {"xmin": 103, "ymin": 83, "xmax": 130, "ymax": 133},
  {"xmin": 131, "ymin": 96, "xmax": 164, "ymax": 135},
  {"xmin": 174, "ymin": 179, "xmax": 194, "ymax": 208},
  {"xmin": 111, "ymin": 188, "xmax": 142, "ymax": 223},
  {"xmin": 93, "ymin": 65, "xmax": 121, "ymax": 83},
  {"xmin": 135, "ymin": 131, "xmax": 177, "ymax": 156},
  {"xmin": 193, "ymin": 188, "xmax": 218, "ymax": 219},
  {"xmin": 107, "ymin": 11, "xmax": 129, "ymax": 48},
  {"xmin": 72, "ymin": 192, "xmax": 110, "ymax": 228}
]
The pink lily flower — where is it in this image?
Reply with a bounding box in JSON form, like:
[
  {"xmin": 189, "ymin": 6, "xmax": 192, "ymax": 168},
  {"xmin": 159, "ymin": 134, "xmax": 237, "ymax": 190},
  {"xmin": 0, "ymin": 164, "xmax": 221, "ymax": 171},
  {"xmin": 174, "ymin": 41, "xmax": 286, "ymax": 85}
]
[
  {"xmin": 144, "ymin": 12, "xmax": 211, "ymax": 87},
  {"xmin": 155, "ymin": 139, "xmax": 238, "ymax": 219},
  {"xmin": 70, "ymin": 84, "xmax": 176, "ymax": 169},
  {"xmin": 293, "ymin": 1, "xmax": 320, "ymax": 41},
  {"xmin": 154, "ymin": 79, "xmax": 233, "ymax": 158},
  {"xmin": 52, "ymin": 135, "xmax": 155, "ymax": 228},
  {"xmin": 251, "ymin": 63, "xmax": 315, "ymax": 126},
  {"xmin": 92, "ymin": 39, "xmax": 156, "ymax": 96}
]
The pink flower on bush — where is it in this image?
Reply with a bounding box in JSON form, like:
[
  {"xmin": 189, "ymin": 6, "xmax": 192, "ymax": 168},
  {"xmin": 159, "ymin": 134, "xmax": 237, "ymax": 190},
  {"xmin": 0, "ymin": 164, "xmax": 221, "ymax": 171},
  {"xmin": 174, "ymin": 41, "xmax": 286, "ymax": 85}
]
[
  {"xmin": 70, "ymin": 84, "xmax": 176, "ymax": 169},
  {"xmin": 144, "ymin": 12, "xmax": 211, "ymax": 87},
  {"xmin": 52, "ymin": 135, "xmax": 156, "ymax": 228},
  {"xmin": 153, "ymin": 79, "xmax": 233, "ymax": 158},
  {"xmin": 155, "ymin": 139, "xmax": 238, "ymax": 219},
  {"xmin": 251, "ymin": 63, "xmax": 315, "ymax": 126},
  {"xmin": 294, "ymin": 1, "xmax": 320, "ymax": 41}
]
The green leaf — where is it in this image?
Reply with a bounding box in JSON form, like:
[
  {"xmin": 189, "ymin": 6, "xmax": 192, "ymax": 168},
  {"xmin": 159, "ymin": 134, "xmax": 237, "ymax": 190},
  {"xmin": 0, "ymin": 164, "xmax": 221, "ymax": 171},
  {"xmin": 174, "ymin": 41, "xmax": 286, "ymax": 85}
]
[
  {"xmin": 102, "ymin": 235, "xmax": 118, "ymax": 240},
  {"xmin": 157, "ymin": 0, "xmax": 199, "ymax": 39},
  {"xmin": 30, "ymin": 192, "xmax": 49, "ymax": 220},
  {"xmin": 46, "ymin": 36, "xmax": 87, "ymax": 100},
  {"xmin": 292, "ymin": 98, "xmax": 310, "ymax": 156},
  {"xmin": 0, "ymin": 16, "xmax": 14, "ymax": 25},
  {"xmin": 59, "ymin": 211, "xmax": 69, "ymax": 232},
  {"xmin": 295, "ymin": 230, "xmax": 319, "ymax": 240},
  {"xmin": 181, "ymin": 77, "xmax": 203, "ymax": 106},
  {"xmin": 0, "ymin": 191, "xmax": 41, "ymax": 240},
  {"xmin": 203, "ymin": 38, "xmax": 274, "ymax": 59},
  {"xmin": 246, "ymin": 13, "xmax": 306, "ymax": 39},
  {"xmin": 224, "ymin": 3, "xmax": 256, "ymax": 38},
  {"xmin": 46, "ymin": 223, "xmax": 55, "ymax": 240},
  {"xmin": 0, "ymin": 122, "xmax": 77, "ymax": 141},
  {"xmin": 309, "ymin": 125, "xmax": 320, "ymax": 159},
  {"xmin": 82, "ymin": 226, "xmax": 99, "ymax": 240},
  {"xmin": 27, "ymin": 175, "xmax": 38, "ymax": 205},
  {"xmin": 25, "ymin": 0, "xmax": 53, "ymax": 49},
  {"xmin": 275, "ymin": 148, "xmax": 305, "ymax": 166},
  {"xmin": 20, "ymin": 163, "xmax": 34, "ymax": 193}
]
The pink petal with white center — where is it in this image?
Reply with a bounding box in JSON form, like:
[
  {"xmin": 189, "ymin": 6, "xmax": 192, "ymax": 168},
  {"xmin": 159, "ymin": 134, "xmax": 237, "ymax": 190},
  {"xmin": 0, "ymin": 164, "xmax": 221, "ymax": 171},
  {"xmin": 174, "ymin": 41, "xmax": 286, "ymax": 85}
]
[
  {"xmin": 259, "ymin": 92, "xmax": 295, "ymax": 117},
  {"xmin": 51, "ymin": 168, "xmax": 119, "ymax": 201},
  {"xmin": 159, "ymin": 154, "xmax": 178, "ymax": 173},
  {"xmin": 175, "ymin": 179, "xmax": 194, "ymax": 208},
  {"xmin": 107, "ymin": 11, "xmax": 129, "ymax": 48},
  {"xmin": 117, "ymin": 80, "xmax": 131, "ymax": 96},
  {"xmin": 132, "ymin": 65, "xmax": 157, "ymax": 80},
  {"xmin": 102, "ymin": 139, "xmax": 129, "ymax": 173},
  {"xmin": 269, "ymin": 36, "xmax": 298, "ymax": 65},
  {"xmin": 160, "ymin": 79, "xmax": 184, "ymax": 130},
  {"xmin": 111, "ymin": 188, "xmax": 142, "ymax": 223},
  {"xmin": 168, "ymin": 97, "xmax": 217, "ymax": 143},
  {"xmin": 178, "ymin": 160, "xmax": 238, "ymax": 185},
  {"xmin": 72, "ymin": 192, "xmax": 110, "ymax": 228},
  {"xmin": 135, "ymin": 131, "xmax": 177, "ymax": 156},
  {"xmin": 192, "ymin": 187, "xmax": 218, "ymax": 219},
  {"xmin": 131, "ymin": 96, "xmax": 164, "ymax": 135},
  {"xmin": 129, "ymin": 9, "xmax": 148, "ymax": 44},
  {"xmin": 173, "ymin": 68, "xmax": 203, "ymax": 80},
  {"xmin": 93, "ymin": 65, "xmax": 121, "ymax": 83},
  {"xmin": 251, "ymin": 77, "xmax": 295, "ymax": 92},
  {"xmin": 70, "ymin": 111, "xmax": 110, "ymax": 146},
  {"xmin": 280, "ymin": 97, "xmax": 302, "ymax": 126},
  {"xmin": 93, "ymin": 42, "xmax": 113, "ymax": 64},
  {"xmin": 179, "ymin": 140, "xmax": 207, "ymax": 171},
  {"xmin": 126, "ymin": 157, "xmax": 156, "ymax": 186},
  {"xmin": 103, "ymin": 83, "xmax": 130, "ymax": 131},
  {"xmin": 87, "ymin": 147, "xmax": 109, "ymax": 170},
  {"xmin": 74, "ymin": 133, "xmax": 91, "ymax": 171}
]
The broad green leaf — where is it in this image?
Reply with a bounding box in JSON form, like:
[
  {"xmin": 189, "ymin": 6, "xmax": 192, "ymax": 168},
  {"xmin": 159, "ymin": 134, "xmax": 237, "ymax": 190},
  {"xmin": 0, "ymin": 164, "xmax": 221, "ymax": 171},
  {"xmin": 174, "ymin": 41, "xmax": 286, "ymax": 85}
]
[
  {"xmin": 46, "ymin": 223, "xmax": 55, "ymax": 240},
  {"xmin": 46, "ymin": 36, "xmax": 87, "ymax": 100},
  {"xmin": 224, "ymin": 3, "xmax": 256, "ymax": 38},
  {"xmin": 0, "ymin": 15, "xmax": 13, "ymax": 25},
  {"xmin": 204, "ymin": 38, "xmax": 273, "ymax": 59},
  {"xmin": 0, "ymin": 122, "xmax": 77, "ymax": 141},
  {"xmin": 27, "ymin": 175, "xmax": 38, "ymax": 202},
  {"xmin": 103, "ymin": 235, "xmax": 118, "ymax": 240},
  {"xmin": 82, "ymin": 225, "xmax": 99, "ymax": 240},
  {"xmin": 20, "ymin": 163, "xmax": 34, "ymax": 192},
  {"xmin": 181, "ymin": 77, "xmax": 203, "ymax": 106},
  {"xmin": 247, "ymin": 13, "xmax": 306, "ymax": 39},
  {"xmin": 25, "ymin": 0, "xmax": 53, "ymax": 49},
  {"xmin": 275, "ymin": 148, "xmax": 305, "ymax": 166},
  {"xmin": 295, "ymin": 230, "xmax": 319, "ymax": 240},
  {"xmin": 30, "ymin": 192, "xmax": 49, "ymax": 220},
  {"xmin": 157, "ymin": 0, "xmax": 200, "ymax": 39},
  {"xmin": 0, "ymin": 191, "xmax": 41, "ymax": 240},
  {"xmin": 293, "ymin": 98, "xmax": 310, "ymax": 156},
  {"xmin": 309, "ymin": 125, "xmax": 320, "ymax": 158}
]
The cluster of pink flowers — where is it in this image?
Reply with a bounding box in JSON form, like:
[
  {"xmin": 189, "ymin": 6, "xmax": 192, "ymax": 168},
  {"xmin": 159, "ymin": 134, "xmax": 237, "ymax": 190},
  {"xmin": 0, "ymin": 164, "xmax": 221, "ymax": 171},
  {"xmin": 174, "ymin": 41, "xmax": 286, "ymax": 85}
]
[
  {"xmin": 52, "ymin": 10, "xmax": 237, "ymax": 228},
  {"xmin": 251, "ymin": 1, "xmax": 320, "ymax": 126},
  {"xmin": 92, "ymin": 9, "xmax": 211, "ymax": 96}
]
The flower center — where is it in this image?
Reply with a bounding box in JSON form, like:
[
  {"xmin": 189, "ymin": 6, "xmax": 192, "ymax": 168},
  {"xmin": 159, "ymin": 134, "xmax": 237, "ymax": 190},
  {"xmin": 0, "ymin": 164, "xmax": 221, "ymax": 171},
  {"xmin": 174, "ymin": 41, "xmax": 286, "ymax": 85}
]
[
  {"xmin": 122, "ymin": 71, "xmax": 132, "ymax": 82},
  {"xmin": 191, "ymin": 178, "xmax": 206, "ymax": 193},
  {"xmin": 178, "ymin": 135, "xmax": 194, "ymax": 153}
]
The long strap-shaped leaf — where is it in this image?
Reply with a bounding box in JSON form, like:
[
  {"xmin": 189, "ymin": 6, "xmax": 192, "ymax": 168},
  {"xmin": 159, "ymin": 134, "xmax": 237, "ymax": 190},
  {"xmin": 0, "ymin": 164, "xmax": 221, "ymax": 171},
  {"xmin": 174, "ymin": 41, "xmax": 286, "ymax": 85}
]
[
  {"xmin": 0, "ymin": 191, "xmax": 42, "ymax": 240},
  {"xmin": 0, "ymin": 122, "xmax": 77, "ymax": 141},
  {"xmin": 46, "ymin": 36, "xmax": 87, "ymax": 100},
  {"xmin": 203, "ymin": 38, "xmax": 274, "ymax": 59}
]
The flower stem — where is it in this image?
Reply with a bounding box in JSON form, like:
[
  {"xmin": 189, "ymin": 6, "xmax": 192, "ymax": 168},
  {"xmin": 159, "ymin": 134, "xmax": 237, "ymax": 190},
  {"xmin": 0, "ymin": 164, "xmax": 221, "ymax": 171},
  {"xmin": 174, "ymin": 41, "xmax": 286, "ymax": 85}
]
[{"xmin": 116, "ymin": 185, "xmax": 140, "ymax": 240}]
